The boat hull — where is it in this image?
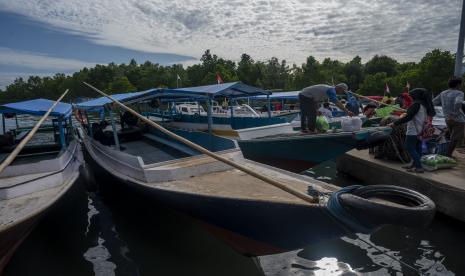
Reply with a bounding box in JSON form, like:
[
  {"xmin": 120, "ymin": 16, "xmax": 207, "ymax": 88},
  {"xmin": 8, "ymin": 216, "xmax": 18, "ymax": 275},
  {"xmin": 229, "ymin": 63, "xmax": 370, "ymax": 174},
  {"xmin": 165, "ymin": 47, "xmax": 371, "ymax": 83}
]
[
  {"xmin": 237, "ymin": 128, "xmax": 390, "ymax": 171},
  {"xmin": 0, "ymin": 141, "xmax": 82, "ymax": 272},
  {"xmin": 238, "ymin": 132, "xmax": 360, "ymax": 171},
  {"xmin": 82, "ymin": 136, "xmax": 346, "ymax": 256}
]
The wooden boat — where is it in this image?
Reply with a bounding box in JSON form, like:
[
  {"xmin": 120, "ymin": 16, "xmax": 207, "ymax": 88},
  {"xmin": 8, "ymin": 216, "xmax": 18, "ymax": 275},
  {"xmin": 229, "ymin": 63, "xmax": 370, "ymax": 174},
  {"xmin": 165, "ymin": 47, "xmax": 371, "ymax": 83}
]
[
  {"xmin": 144, "ymin": 82, "xmax": 299, "ymax": 136},
  {"xmin": 136, "ymin": 84, "xmax": 388, "ymax": 171},
  {"xmin": 237, "ymin": 126, "xmax": 392, "ymax": 172},
  {"xmin": 0, "ymin": 99, "xmax": 82, "ymax": 272},
  {"xmin": 76, "ymin": 89, "xmax": 435, "ymax": 256}
]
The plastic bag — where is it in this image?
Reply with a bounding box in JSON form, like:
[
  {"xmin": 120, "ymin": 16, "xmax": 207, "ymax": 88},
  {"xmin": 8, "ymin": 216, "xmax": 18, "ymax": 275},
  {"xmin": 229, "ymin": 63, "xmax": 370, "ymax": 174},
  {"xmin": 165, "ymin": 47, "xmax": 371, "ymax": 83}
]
[
  {"xmin": 316, "ymin": 115, "xmax": 329, "ymax": 132},
  {"xmin": 341, "ymin": 117, "xmax": 363, "ymax": 131},
  {"xmin": 375, "ymin": 105, "xmax": 400, "ymax": 118},
  {"xmin": 421, "ymin": 154, "xmax": 457, "ymax": 171}
]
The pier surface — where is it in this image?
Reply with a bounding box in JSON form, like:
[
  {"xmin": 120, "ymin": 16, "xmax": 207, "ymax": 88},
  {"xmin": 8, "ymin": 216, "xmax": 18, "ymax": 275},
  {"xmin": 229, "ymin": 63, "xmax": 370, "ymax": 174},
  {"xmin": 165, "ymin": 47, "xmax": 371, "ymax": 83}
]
[{"xmin": 337, "ymin": 149, "xmax": 465, "ymax": 222}]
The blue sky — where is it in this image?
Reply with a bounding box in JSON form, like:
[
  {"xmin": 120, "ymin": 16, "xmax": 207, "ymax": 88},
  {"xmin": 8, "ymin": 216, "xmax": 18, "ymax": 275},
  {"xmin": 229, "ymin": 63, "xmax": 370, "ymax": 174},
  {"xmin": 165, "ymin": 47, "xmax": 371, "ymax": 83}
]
[
  {"xmin": 0, "ymin": 0, "xmax": 462, "ymax": 89},
  {"xmin": 0, "ymin": 11, "xmax": 194, "ymax": 89}
]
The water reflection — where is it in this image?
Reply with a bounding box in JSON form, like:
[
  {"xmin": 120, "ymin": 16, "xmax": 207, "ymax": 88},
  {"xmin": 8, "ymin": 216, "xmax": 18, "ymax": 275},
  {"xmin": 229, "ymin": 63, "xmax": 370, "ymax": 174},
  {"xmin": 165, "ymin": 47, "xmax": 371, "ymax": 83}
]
[{"xmin": 4, "ymin": 155, "xmax": 465, "ymax": 275}]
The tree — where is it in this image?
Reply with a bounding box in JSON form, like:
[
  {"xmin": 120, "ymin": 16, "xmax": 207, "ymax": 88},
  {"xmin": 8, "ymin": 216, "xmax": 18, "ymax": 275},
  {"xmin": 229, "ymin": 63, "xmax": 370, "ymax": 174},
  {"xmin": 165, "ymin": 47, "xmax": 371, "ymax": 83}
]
[
  {"xmin": 0, "ymin": 49, "xmax": 459, "ymax": 104},
  {"xmin": 237, "ymin": 53, "xmax": 261, "ymax": 86},
  {"xmin": 365, "ymin": 55, "xmax": 398, "ymax": 77},
  {"xmin": 357, "ymin": 72, "xmax": 388, "ymax": 96},
  {"xmin": 416, "ymin": 49, "xmax": 455, "ymax": 95},
  {"xmin": 344, "ymin": 56, "xmax": 364, "ymax": 91},
  {"xmin": 106, "ymin": 76, "xmax": 136, "ymax": 93}
]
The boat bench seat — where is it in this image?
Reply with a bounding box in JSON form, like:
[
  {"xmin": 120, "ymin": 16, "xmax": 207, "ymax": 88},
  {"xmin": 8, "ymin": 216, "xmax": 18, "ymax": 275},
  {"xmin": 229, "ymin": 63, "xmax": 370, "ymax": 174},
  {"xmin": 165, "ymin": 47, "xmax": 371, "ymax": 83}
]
[
  {"xmin": 14, "ymin": 130, "xmax": 29, "ymax": 143},
  {"xmin": 142, "ymin": 133, "xmax": 199, "ymax": 156}
]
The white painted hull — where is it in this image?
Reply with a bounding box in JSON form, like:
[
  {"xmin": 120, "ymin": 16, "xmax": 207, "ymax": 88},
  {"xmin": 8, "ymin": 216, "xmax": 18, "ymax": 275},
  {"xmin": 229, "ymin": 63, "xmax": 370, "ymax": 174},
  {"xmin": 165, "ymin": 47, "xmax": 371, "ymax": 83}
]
[{"xmin": 0, "ymin": 140, "xmax": 82, "ymax": 272}]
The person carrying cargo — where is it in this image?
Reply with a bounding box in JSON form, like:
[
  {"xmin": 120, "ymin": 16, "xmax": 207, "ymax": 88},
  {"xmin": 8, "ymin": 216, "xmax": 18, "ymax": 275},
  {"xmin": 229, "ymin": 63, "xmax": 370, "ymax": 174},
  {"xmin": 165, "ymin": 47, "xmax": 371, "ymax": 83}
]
[
  {"xmin": 299, "ymin": 83, "xmax": 354, "ymax": 133},
  {"xmin": 389, "ymin": 88, "xmax": 436, "ymax": 173}
]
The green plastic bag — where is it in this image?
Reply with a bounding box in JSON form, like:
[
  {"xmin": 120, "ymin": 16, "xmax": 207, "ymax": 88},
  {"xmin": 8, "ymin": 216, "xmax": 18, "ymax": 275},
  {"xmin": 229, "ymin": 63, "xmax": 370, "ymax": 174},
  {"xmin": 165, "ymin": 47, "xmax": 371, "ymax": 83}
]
[
  {"xmin": 375, "ymin": 105, "xmax": 400, "ymax": 118},
  {"xmin": 421, "ymin": 154, "xmax": 457, "ymax": 171},
  {"xmin": 316, "ymin": 115, "xmax": 329, "ymax": 132}
]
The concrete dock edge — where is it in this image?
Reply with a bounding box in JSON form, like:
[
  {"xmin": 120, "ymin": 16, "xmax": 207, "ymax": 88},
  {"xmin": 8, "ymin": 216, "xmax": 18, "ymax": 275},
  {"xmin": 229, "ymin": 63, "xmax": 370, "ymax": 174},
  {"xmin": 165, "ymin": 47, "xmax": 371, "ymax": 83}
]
[{"xmin": 337, "ymin": 149, "xmax": 465, "ymax": 222}]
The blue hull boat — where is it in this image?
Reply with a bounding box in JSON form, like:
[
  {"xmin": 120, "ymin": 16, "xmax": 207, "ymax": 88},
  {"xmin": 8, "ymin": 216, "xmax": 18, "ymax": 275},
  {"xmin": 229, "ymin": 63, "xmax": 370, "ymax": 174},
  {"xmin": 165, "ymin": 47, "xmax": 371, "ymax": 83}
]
[{"xmin": 238, "ymin": 127, "xmax": 392, "ymax": 172}]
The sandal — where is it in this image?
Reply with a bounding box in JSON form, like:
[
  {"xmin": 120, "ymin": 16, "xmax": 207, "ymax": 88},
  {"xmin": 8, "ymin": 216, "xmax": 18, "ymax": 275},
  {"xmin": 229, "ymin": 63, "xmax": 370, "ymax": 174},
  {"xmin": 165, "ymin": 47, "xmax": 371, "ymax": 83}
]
[{"xmin": 407, "ymin": 168, "xmax": 424, "ymax": 173}]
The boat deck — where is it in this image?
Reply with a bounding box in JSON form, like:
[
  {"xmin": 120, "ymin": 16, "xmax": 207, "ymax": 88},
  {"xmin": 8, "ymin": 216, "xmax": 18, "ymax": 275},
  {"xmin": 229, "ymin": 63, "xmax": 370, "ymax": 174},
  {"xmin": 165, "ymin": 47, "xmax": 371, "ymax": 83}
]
[
  {"xmin": 121, "ymin": 139, "xmax": 188, "ymax": 165},
  {"xmin": 144, "ymin": 153, "xmax": 337, "ymax": 205},
  {"xmin": 0, "ymin": 185, "xmax": 65, "ymax": 229}
]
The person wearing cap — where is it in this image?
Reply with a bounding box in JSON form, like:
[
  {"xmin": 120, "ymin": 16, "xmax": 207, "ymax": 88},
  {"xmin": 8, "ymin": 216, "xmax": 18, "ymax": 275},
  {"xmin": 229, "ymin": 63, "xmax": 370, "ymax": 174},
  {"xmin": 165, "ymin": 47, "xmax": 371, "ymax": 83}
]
[{"xmin": 299, "ymin": 83, "xmax": 354, "ymax": 132}]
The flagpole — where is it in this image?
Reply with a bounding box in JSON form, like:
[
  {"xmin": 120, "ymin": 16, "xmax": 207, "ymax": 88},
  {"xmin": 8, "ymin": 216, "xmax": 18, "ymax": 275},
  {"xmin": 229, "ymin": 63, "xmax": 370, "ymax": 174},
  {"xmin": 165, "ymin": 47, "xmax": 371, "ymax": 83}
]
[{"xmin": 455, "ymin": 0, "xmax": 465, "ymax": 77}]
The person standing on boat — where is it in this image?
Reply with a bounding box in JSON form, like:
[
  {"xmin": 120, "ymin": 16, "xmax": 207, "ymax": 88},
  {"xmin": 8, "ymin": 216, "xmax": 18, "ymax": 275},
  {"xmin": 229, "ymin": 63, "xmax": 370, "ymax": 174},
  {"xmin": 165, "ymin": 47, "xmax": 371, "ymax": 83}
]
[
  {"xmin": 433, "ymin": 77, "xmax": 465, "ymax": 157},
  {"xmin": 318, "ymin": 102, "xmax": 333, "ymax": 118},
  {"xmin": 299, "ymin": 83, "xmax": 354, "ymax": 133},
  {"xmin": 345, "ymin": 91, "xmax": 361, "ymax": 115}
]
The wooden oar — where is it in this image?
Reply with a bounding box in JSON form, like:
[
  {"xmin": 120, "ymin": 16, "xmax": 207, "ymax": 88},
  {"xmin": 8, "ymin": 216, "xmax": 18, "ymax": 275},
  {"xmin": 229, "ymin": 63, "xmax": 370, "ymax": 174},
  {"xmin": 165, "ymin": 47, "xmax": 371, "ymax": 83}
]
[
  {"xmin": 83, "ymin": 82, "xmax": 319, "ymax": 204},
  {"xmin": 0, "ymin": 89, "xmax": 70, "ymax": 174},
  {"xmin": 349, "ymin": 91, "xmax": 406, "ymax": 112}
]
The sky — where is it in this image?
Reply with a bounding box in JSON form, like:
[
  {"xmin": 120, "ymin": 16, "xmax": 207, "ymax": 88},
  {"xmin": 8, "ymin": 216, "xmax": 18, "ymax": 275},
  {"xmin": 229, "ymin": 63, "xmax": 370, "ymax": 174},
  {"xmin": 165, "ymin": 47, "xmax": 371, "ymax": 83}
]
[{"xmin": 0, "ymin": 0, "xmax": 462, "ymax": 89}]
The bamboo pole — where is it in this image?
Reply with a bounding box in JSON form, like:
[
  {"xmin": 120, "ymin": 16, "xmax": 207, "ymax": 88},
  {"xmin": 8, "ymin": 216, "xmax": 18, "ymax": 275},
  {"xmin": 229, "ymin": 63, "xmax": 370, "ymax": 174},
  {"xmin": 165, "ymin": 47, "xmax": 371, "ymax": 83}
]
[
  {"xmin": 0, "ymin": 89, "xmax": 70, "ymax": 174},
  {"xmin": 83, "ymin": 82, "xmax": 319, "ymax": 204},
  {"xmin": 349, "ymin": 91, "xmax": 406, "ymax": 112}
]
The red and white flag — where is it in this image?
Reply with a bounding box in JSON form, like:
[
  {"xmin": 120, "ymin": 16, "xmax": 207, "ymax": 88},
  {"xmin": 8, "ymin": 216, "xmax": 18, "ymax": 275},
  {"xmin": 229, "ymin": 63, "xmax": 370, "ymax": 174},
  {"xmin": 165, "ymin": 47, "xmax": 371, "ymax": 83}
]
[
  {"xmin": 216, "ymin": 72, "xmax": 224, "ymax": 84},
  {"xmin": 384, "ymin": 83, "xmax": 390, "ymax": 95}
]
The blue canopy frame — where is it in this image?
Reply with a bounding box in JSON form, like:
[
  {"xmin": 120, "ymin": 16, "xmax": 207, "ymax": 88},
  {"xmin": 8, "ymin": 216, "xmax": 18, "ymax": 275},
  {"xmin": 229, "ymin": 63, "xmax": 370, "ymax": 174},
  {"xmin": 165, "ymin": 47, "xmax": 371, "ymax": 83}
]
[
  {"xmin": 166, "ymin": 82, "xmax": 270, "ymax": 99},
  {"xmin": 0, "ymin": 99, "xmax": 73, "ymax": 148},
  {"xmin": 75, "ymin": 89, "xmax": 161, "ymax": 112},
  {"xmin": 248, "ymin": 91, "xmax": 299, "ymax": 100},
  {"xmin": 0, "ymin": 98, "xmax": 72, "ymax": 118},
  {"xmin": 76, "ymin": 82, "xmax": 272, "ymax": 144}
]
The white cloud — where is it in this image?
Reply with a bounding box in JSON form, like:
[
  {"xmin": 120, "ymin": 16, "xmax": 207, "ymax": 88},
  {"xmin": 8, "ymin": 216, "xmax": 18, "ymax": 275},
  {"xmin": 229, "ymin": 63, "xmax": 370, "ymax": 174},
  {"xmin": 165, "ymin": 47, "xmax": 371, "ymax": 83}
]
[
  {"xmin": 0, "ymin": 47, "xmax": 96, "ymax": 71},
  {"xmin": 0, "ymin": 0, "xmax": 461, "ymax": 64}
]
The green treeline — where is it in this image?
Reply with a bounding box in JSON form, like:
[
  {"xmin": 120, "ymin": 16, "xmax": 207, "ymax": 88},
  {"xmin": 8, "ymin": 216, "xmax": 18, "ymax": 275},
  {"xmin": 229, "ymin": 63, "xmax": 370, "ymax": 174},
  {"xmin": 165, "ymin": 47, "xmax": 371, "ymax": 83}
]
[{"xmin": 0, "ymin": 49, "xmax": 457, "ymax": 104}]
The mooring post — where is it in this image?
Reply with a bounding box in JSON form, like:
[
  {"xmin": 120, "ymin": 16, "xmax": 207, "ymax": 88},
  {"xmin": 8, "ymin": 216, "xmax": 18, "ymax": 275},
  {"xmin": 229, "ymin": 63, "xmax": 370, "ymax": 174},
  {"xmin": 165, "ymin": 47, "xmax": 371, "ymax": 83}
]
[
  {"xmin": 1, "ymin": 114, "xmax": 5, "ymax": 134},
  {"xmin": 267, "ymin": 94, "xmax": 271, "ymax": 120},
  {"xmin": 58, "ymin": 117, "xmax": 66, "ymax": 149},
  {"xmin": 109, "ymin": 108, "xmax": 120, "ymax": 150}
]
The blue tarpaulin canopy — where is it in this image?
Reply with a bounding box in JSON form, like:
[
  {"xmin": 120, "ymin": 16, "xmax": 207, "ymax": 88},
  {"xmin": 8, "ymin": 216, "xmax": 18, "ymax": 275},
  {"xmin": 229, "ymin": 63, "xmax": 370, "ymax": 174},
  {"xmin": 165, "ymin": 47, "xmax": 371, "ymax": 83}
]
[
  {"xmin": 76, "ymin": 83, "xmax": 270, "ymax": 110},
  {"xmin": 249, "ymin": 91, "xmax": 299, "ymax": 100},
  {"xmin": 76, "ymin": 89, "xmax": 162, "ymax": 112},
  {"xmin": 167, "ymin": 82, "xmax": 270, "ymax": 99},
  {"xmin": 0, "ymin": 99, "xmax": 72, "ymax": 118}
]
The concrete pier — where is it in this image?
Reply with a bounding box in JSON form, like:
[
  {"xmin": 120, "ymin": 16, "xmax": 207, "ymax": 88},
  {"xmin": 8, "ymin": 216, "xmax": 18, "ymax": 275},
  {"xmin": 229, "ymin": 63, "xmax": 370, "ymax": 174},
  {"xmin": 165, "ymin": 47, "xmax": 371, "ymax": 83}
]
[{"xmin": 337, "ymin": 149, "xmax": 465, "ymax": 222}]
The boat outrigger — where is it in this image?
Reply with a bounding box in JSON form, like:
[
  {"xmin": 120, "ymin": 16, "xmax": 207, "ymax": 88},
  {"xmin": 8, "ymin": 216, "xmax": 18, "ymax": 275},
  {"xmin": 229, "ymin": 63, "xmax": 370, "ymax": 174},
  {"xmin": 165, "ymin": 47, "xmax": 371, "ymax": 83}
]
[
  {"xmin": 76, "ymin": 83, "xmax": 435, "ymax": 256},
  {"xmin": 0, "ymin": 96, "xmax": 82, "ymax": 272}
]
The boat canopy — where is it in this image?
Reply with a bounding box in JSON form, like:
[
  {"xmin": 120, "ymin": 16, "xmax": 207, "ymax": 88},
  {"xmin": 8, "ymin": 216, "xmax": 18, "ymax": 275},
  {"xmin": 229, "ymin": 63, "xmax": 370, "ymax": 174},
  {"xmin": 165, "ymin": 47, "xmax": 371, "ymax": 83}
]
[
  {"xmin": 76, "ymin": 89, "xmax": 161, "ymax": 112},
  {"xmin": 249, "ymin": 91, "xmax": 299, "ymax": 100},
  {"xmin": 168, "ymin": 82, "xmax": 270, "ymax": 99},
  {"xmin": 0, "ymin": 99, "xmax": 72, "ymax": 118},
  {"xmin": 77, "ymin": 82, "xmax": 270, "ymax": 110}
]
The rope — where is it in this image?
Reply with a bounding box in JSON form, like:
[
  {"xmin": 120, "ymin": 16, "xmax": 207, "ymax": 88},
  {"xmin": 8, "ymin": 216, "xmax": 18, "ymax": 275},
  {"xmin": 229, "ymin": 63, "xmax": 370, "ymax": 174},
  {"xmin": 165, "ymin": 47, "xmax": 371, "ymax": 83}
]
[
  {"xmin": 389, "ymin": 136, "xmax": 409, "ymax": 164},
  {"xmin": 326, "ymin": 185, "xmax": 372, "ymax": 233}
]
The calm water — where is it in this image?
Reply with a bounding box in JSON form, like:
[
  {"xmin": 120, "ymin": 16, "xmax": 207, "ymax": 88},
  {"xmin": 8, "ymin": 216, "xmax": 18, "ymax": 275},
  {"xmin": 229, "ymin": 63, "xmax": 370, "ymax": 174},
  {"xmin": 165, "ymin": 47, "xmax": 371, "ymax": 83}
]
[{"xmin": 3, "ymin": 116, "xmax": 465, "ymax": 275}]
